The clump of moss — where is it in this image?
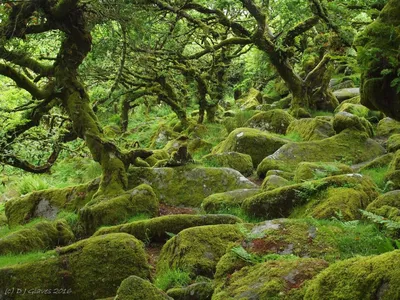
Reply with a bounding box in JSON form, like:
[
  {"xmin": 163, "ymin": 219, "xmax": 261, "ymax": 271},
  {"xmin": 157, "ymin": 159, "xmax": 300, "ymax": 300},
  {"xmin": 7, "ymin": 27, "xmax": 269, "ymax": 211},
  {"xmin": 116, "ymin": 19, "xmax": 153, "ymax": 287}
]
[
  {"xmin": 156, "ymin": 224, "xmax": 244, "ymax": 278},
  {"xmin": 244, "ymin": 109, "xmax": 294, "ymax": 134},
  {"xmin": 305, "ymin": 250, "xmax": 400, "ymax": 299},
  {"xmin": 213, "ymin": 128, "xmax": 288, "ymax": 167},
  {"xmin": 78, "ymin": 184, "xmax": 158, "ymax": 235},
  {"xmin": 333, "ymin": 112, "xmax": 374, "ymax": 137},
  {"xmin": 376, "ymin": 117, "xmax": 400, "ymax": 137},
  {"xmin": 261, "ymin": 175, "xmax": 290, "ymax": 191},
  {"xmin": 0, "ymin": 219, "xmax": 74, "ymax": 255},
  {"xmin": 202, "ymin": 152, "xmax": 253, "ymax": 176},
  {"xmin": 366, "ymin": 190, "xmax": 400, "ymax": 223},
  {"xmin": 286, "ymin": 117, "xmax": 335, "ymax": 141},
  {"xmin": 116, "ymin": 276, "xmax": 172, "ymax": 300}
]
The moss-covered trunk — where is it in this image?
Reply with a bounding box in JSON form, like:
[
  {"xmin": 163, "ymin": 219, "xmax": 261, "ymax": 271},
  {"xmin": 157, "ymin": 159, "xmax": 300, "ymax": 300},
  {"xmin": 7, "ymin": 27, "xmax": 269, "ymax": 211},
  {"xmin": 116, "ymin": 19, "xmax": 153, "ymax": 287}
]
[{"xmin": 55, "ymin": 13, "xmax": 128, "ymax": 199}]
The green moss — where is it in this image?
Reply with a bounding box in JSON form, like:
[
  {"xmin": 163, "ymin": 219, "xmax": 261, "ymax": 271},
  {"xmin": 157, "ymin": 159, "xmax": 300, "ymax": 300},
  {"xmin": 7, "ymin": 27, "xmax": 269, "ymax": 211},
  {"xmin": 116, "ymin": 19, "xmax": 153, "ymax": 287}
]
[
  {"xmin": 78, "ymin": 184, "xmax": 158, "ymax": 234},
  {"xmin": 294, "ymin": 162, "xmax": 353, "ymax": 182},
  {"xmin": 154, "ymin": 269, "xmax": 192, "ymax": 291},
  {"xmin": 333, "ymin": 112, "xmax": 374, "ymax": 137},
  {"xmin": 156, "ymin": 224, "xmax": 244, "ymax": 278},
  {"xmin": 387, "ymin": 134, "xmax": 400, "ymax": 152},
  {"xmin": 261, "ymin": 175, "xmax": 290, "ymax": 191},
  {"xmin": 286, "ymin": 117, "xmax": 335, "ymax": 141},
  {"xmin": 145, "ymin": 149, "xmax": 170, "ymax": 167},
  {"xmin": 335, "ymin": 102, "xmax": 370, "ymax": 118},
  {"xmin": 305, "ymin": 250, "xmax": 400, "ymax": 300},
  {"xmin": 94, "ymin": 214, "xmax": 242, "ymax": 243},
  {"xmin": 257, "ymin": 129, "xmax": 385, "ymax": 177},
  {"xmin": 236, "ymin": 88, "xmax": 262, "ymax": 110},
  {"xmin": 366, "ymin": 190, "xmax": 400, "ymax": 222},
  {"xmin": 243, "ymin": 174, "xmax": 378, "ymax": 219},
  {"xmin": 0, "ymin": 219, "xmax": 74, "ymax": 255},
  {"xmin": 0, "ymin": 233, "xmax": 150, "ymax": 300},
  {"xmin": 5, "ymin": 179, "xmax": 100, "ymax": 227},
  {"xmin": 116, "ymin": 276, "xmax": 172, "ymax": 300},
  {"xmin": 127, "ymin": 167, "xmax": 256, "ymax": 207},
  {"xmin": 212, "ymin": 257, "xmax": 328, "ymax": 300},
  {"xmin": 377, "ymin": 117, "xmax": 400, "ymax": 137},
  {"xmin": 244, "ymin": 109, "xmax": 294, "ymax": 134},
  {"xmin": 201, "ymin": 152, "xmax": 253, "ymax": 176},
  {"xmin": 167, "ymin": 282, "xmax": 214, "ymax": 300},
  {"xmin": 213, "ymin": 128, "xmax": 288, "ymax": 167},
  {"xmin": 202, "ymin": 189, "xmax": 261, "ymax": 214}
]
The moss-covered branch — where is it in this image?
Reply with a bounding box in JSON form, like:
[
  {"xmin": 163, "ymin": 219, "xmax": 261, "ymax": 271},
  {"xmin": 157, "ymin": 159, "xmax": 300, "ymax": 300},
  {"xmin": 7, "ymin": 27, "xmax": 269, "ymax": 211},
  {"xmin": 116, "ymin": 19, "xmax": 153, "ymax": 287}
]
[{"xmin": 284, "ymin": 17, "xmax": 319, "ymax": 47}]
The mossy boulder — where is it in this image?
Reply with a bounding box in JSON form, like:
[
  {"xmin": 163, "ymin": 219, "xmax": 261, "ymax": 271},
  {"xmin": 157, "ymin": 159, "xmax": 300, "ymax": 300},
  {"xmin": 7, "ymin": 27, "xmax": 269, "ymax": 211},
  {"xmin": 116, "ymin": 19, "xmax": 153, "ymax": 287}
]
[
  {"xmin": 377, "ymin": 117, "xmax": 400, "ymax": 137},
  {"xmin": 387, "ymin": 134, "xmax": 400, "ymax": 152},
  {"xmin": 243, "ymin": 174, "xmax": 378, "ymax": 219},
  {"xmin": 358, "ymin": 153, "xmax": 394, "ymax": 172},
  {"xmin": 356, "ymin": 0, "xmax": 400, "ymax": 120},
  {"xmin": 294, "ymin": 162, "xmax": 353, "ymax": 182},
  {"xmin": 0, "ymin": 220, "xmax": 74, "ymax": 255},
  {"xmin": 305, "ymin": 250, "xmax": 400, "ymax": 300},
  {"xmin": 239, "ymin": 218, "xmax": 393, "ymax": 262},
  {"xmin": 94, "ymin": 214, "xmax": 242, "ymax": 243},
  {"xmin": 213, "ymin": 128, "xmax": 288, "ymax": 167},
  {"xmin": 5, "ymin": 179, "xmax": 100, "ymax": 227},
  {"xmin": 201, "ymin": 152, "xmax": 253, "ymax": 176},
  {"xmin": 167, "ymin": 282, "xmax": 213, "ymax": 300},
  {"xmin": 333, "ymin": 88, "xmax": 360, "ymax": 102},
  {"xmin": 333, "ymin": 112, "xmax": 374, "ymax": 137},
  {"xmin": 261, "ymin": 175, "xmax": 290, "ymax": 191},
  {"xmin": 79, "ymin": 184, "xmax": 158, "ymax": 234},
  {"xmin": 156, "ymin": 224, "xmax": 244, "ymax": 278},
  {"xmin": 236, "ymin": 88, "xmax": 262, "ymax": 110},
  {"xmin": 244, "ymin": 109, "xmax": 294, "ymax": 134},
  {"xmin": 114, "ymin": 276, "xmax": 172, "ymax": 300},
  {"xmin": 335, "ymin": 102, "xmax": 370, "ymax": 118},
  {"xmin": 128, "ymin": 167, "xmax": 257, "ymax": 207},
  {"xmin": 0, "ymin": 233, "xmax": 150, "ymax": 300},
  {"xmin": 366, "ymin": 190, "xmax": 400, "ymax": 222},
  {"xmin": 212, "ymin": 257, "xmax": 328, "ymax": 300},
  {"xmin": 257, "ymin": 129, "xmax": 385, "ymax": 177},
  {"xmin": 386, "ymin": 150, "xmax": 400, "ymax": 188},
  {"xmin": 202, "ymin": 189, "xmax": 261, "ymax": 214},
  {"xmin": 266, "ymin": 170, "xmax": 294, "ymax": 180},
  {"xmin": 286, "ymin": 118, "xmax": 335, "ymax": 141}
]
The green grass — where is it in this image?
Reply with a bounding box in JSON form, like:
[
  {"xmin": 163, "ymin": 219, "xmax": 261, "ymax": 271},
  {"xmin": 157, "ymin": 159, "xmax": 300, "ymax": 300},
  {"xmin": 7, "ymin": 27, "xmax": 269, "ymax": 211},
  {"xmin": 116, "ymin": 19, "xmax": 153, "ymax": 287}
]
[
  {"xmin": 0, "ymin": 218, "xmax": 43, "ymax": 238},
  {"xmin": 279, "ymin": 131, "xmax": 303, "ymax": 142},
  {"xmin": 212, "ymin": 207, "xmax": 263, "ymax": 224},
  {"xmin": 15, "ymin": 175, "xmax": 51, "ymax": 195},
  {"xmin": 154, "ymin": 268, "xmax": 192, "ymax": 291},
  {"xmin": 360, "ymin": 167, "xmax": 388, "ymax": 191},
  {"xmin": 0, "ymin": 250, "xmax": 57, "ymax": 269},
  {"xmin": 125, "ymin": 213, "xmax": 151, "ymax": 223}
]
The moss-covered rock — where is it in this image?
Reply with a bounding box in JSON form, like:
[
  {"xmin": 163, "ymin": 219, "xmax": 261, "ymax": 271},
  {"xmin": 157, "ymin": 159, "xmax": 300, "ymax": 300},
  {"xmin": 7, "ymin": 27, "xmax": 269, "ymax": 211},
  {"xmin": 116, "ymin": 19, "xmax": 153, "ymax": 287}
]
[
  {"xmin": 366, "ymin": 190, "xmax": 400, "ymax": 222},
  {"xmin": 212, "ymin": 257, "xmax": 328, "ymax": 300},
  {"xmin": 358, "ymin": 153, "xmax": 394, "ymax": 172},
  {"xmin": 202, "ymin": 189, "xmax": 261, "ymax": 214},
  {"xmin": 115, "ymin": 276, "xmax": 172, "ymax": 300},
  {"xmin": 377, "ymin": 117, "xmax": 400, "ymax": 137},
  {"xmin": 0, "ymin": 220, "xmax": 74, "ymax": 255},
  {"xmin": 167, "ymin": 282, "xmax": 213, "ymax": 300},
  {"xmin": 294, "ymin": 162, "xmax": 353, "ymax": 182},
  {"xmin": 333, "ymin": 88, "xmax": 360, "ymax": 102},
  {"xmin": 239, "ymin": 218, "xmax": 393, "ymax": 262},
  {"xmin": 386, "ymin": 150, "xmax": 400, "ymax": 188},
  {"xmin": 156, "ymin": 224, "xmax": 243, "ymax": 278},
  {"xmin": 305, "ymin": 250, "xmax": 400, "ymax": 300},
  {"xmin": 201, "ymin": 152, "xmax": 253, "ymax": 176},
  {"xmin": 261, "ymin": 175, "xmax": 290, "ymax": 191},
  {"xmin": 236, "ymin": 88, "xmax": 262, "ymax": 110},
  {"xmin": 243, "ymin": 174, "xmax": 378, "ymax": 219},
  {"xmin": 266, "ymin": 170, "xmax": 294, "ymax": 180},
  {"xmin": 79, "ymin": 184, "xmax": 158, "ymax": 234},
  {"xmin": 0, "ymin": 233, "xmax": 150, "ymax": 300},
  {"xmin": 5, "ymin": 179, "xmax": 100, "ymax": 227},
  {"xmin": 286, "ymin": 118, "xmax": 335, "ymax": 141},
  {"xmin": 244, "ymin": 109, "xmax": 294, "ymax": 134},
  {"xmin": 356, "ymin": 0, "xmax": 400, "ymax": 121},
  {"xmin": 213, "ymin": 128, "xmax": 288, "ymax": 167},
  {"xmin": 333, "ymin": 112, "xmax": 374, "ymax": 137},
  {"xmin": 257, "ymin": 129, "xmax": 385, "ymax": 177},
  {"xmin": 335, "ymin": 102, "xmax": 370, "ymax": 118},
  {"xmin": 128, "ymin": 167, "xmax": 257, "ymax": 207},
  {"xmin": 387, "ymin": 134, "xmax": 400, "ymax": 152},
  {"xmin": 94, "ymin": 214, "xmax": 242, "ymax": 243}
]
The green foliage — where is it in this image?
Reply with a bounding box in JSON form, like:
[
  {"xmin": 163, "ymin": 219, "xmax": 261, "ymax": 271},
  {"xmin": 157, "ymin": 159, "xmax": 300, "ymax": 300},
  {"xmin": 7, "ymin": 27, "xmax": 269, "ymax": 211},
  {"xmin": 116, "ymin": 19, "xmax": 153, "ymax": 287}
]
[
  {"xmin": 154, "ymin": 268, "xmax": 192, "ymax": 291},
  {"xmin": 0, "ymin": 218, "xmax": 43, "ymax": 238},
  {"xmin": 360, "ymin": 166, "xmax": 388, "ymax": 190},
  {"xmin": 15, "ymin": 175, "xmax": 51, "ymax": 195},
  {"xmin": 213, "ymin": 207, "xmax": 262, "ymax": 223},
  {"xmin": 361, "ymin": 210, "xmax": 400, "ymax": 238},
  {"xmin": 125, "ymin": 213, "xmax": 151, "ymax": 223},
  {"xmin": 231, "ymin": 245, "xmax": 299, "ymax": 264}
]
